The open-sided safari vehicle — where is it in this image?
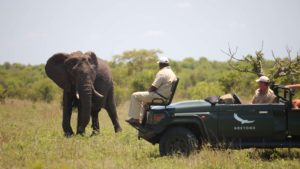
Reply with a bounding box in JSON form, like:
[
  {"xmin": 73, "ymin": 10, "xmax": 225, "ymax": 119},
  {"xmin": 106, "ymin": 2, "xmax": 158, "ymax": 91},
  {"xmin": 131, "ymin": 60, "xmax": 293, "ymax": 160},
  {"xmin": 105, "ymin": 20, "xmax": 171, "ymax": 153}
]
[{"xmin": 129, "ymin": 81, "xmax": 300, "ymax": 156}]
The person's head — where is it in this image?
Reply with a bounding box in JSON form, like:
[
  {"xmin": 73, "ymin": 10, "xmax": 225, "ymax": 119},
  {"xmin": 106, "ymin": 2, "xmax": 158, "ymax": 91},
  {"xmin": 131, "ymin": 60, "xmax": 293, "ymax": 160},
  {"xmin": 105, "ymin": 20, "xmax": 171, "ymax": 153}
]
[
  {"xmin": 255, "ymin": 76, "xmax": 270, "ymax": 91},
  {"xmin": 157, "ymin": 56, "xmax": 170, "ymax": 69}
]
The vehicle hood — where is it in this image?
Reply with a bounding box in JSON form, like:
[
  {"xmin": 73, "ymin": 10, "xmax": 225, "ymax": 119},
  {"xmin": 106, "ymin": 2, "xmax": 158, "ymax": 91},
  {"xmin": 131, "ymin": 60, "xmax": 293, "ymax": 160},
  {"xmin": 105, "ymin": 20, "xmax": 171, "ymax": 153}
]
[{"xmin": 151, "ymin": 100, "xmax": 211, "ymax": 112}]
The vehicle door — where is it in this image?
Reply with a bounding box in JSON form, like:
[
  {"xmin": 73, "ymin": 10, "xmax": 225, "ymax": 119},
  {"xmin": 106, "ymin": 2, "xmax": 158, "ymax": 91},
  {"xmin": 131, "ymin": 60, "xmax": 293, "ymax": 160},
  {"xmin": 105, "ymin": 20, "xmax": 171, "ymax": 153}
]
[
  {"xmin": 288, "ymin": 108, "xmax": 300, "ymax": 136},
  {"xmin": 217, "ymin": 104, "xmax": 286, "ymax": 141}
]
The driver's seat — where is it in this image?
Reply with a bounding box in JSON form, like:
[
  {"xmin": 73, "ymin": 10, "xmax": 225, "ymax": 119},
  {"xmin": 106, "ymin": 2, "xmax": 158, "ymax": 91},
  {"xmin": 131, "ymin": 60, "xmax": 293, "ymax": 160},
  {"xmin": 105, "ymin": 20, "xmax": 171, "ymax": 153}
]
[
  {"xmin": 140, "ymin": 78, "xmax": 179, "ymax": 127},
  {"xmin": 150, "ymin": 77, "xmax": 179, "ymax": 107}
]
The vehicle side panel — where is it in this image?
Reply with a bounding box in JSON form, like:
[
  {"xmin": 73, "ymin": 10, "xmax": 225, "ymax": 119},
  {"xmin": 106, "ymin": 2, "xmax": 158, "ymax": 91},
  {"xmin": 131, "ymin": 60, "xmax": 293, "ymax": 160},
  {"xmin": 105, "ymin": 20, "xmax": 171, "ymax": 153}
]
[
  {"xmin": 288, "ymin": 109, "xmax": 300, "ymax": 136},
  {"xmin": 217, "ymin": 104, "xmax": 286, "ymax": 141}
]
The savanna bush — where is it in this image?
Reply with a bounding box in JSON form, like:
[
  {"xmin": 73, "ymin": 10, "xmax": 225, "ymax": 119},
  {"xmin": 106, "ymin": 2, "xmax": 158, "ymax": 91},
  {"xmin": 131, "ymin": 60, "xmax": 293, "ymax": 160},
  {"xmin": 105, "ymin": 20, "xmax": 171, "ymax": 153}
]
[
  {"xmin": 187, "ymin": 81, "xmax": 224, "ymax": 99},
  {"xmin": 27, "ymin": 79, "xmax": 58, "ymax": 103}
]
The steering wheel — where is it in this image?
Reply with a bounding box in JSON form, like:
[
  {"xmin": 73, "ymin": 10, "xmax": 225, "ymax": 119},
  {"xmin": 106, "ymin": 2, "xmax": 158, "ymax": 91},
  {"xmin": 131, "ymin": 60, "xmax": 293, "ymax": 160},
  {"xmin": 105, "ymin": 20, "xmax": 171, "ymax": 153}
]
[{"xmin": 232, "ymin": 93, "xmax": 242, "ymax": 104}]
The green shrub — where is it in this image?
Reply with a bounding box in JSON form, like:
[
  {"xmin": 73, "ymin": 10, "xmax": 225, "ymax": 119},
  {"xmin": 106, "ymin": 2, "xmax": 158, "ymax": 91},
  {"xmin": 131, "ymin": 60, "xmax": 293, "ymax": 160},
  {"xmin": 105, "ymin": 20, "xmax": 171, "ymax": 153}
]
[
  {"xmin": 187, "ymin": 81, "xmax": 224, "ymax": 99},
  {"xmin": 27, "ymin": 79, "xmax": 58, "ymax": 103}
]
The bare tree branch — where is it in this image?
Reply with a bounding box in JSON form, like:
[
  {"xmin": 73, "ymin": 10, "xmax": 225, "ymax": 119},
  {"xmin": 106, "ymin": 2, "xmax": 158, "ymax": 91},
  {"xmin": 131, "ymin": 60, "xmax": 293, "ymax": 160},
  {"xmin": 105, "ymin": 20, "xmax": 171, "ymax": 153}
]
[
  {"xmin": 259, "ymin": 41, "xmax": 264, "ymax": 52},
  {"xmin": 223, "ymin": 45, "xmax": 264, "ymax": 76},
  {"xmin": 272, "ymin": 50, "xmax": 283, "ymax": 67}
]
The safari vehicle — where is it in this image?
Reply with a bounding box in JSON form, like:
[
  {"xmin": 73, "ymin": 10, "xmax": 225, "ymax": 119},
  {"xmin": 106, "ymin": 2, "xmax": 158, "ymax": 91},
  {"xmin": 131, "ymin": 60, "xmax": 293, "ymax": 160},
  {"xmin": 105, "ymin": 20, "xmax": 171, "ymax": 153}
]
[{"xmin": 130, "ymin": 81, "xmax": 300, "ymax": 156}]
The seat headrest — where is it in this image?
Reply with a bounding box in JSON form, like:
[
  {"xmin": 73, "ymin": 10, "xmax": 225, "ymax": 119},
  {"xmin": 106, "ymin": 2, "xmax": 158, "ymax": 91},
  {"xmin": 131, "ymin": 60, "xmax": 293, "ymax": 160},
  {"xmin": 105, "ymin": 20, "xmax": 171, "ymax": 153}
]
[{"xmin": 205, "ymin": 96, "xmax": 220, "ymax": 106}]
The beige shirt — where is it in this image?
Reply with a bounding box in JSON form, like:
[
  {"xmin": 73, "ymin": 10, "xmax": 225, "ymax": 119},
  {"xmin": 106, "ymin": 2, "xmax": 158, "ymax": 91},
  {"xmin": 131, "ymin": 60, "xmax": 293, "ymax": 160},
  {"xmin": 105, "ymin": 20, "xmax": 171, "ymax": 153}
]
[
  {"xmin": 252, "ymin": 88, "xmax": 277, "ymax": 104},
  {"xmin": 152, "ymin": 66, "xmax": 177, "ymax": 98}
]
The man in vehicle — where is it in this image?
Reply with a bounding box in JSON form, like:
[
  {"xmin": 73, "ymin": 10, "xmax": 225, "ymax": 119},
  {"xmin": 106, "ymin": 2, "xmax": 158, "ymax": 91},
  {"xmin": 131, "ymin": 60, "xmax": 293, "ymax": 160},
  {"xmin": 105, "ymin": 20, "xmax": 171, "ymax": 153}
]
[
  {"xmin": 126, "ymin": 56, "xmax": 177, "ymax": 125},
  {"xmin": 252, "ymin": 75, "xmax": 277, "ymax": 104}
]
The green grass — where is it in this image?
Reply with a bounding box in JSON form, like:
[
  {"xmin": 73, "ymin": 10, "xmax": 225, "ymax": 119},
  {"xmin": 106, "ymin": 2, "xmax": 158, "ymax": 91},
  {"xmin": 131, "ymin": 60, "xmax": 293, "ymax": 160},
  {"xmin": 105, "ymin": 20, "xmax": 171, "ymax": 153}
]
[{"xmin": 0, "ymin": 99, "xmax": 300, "ymax": 169}]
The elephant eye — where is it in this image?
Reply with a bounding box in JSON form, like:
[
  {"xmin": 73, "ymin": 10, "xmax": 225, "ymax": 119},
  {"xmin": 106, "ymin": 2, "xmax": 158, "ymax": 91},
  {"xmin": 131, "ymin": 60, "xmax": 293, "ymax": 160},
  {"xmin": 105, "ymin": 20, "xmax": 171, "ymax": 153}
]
[{"xmin": 65, "ymin": 58, "xmax": 79, "ymax": 72}]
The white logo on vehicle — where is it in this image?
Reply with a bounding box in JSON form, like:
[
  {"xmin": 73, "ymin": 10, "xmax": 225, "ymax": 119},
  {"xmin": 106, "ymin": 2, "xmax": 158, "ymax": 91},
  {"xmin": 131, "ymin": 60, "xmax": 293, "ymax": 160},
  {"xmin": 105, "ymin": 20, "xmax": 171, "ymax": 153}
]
[{"xmin": 233, "ymin": 113, "xmax": 255, "ymax": 124}]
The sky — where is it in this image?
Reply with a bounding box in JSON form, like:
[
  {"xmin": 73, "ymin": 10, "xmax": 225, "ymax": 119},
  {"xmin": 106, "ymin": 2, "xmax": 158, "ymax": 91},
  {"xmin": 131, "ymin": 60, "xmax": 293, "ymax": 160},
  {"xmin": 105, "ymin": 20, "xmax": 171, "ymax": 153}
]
[{"xmin": 0, "ymin": 0, "xmax": 299, "ymax": 64}]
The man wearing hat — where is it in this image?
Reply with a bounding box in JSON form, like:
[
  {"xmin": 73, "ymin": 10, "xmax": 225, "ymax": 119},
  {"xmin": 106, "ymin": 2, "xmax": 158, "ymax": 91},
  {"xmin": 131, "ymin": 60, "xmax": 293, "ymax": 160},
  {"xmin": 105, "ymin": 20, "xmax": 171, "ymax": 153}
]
[
  {"xmin": 252, "ymin": 75, "xmax": 277, "ymax": 104},
  {"xmin": 126, "ymin": 56, "xmax": 177, "ymax": 125}
]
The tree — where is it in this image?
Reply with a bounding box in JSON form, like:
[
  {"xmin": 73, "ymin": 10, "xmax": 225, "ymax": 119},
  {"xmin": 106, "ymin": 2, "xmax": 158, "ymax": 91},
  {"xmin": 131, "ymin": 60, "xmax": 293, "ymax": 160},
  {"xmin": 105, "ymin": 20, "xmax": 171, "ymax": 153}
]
[
  {"xmin": 223, "ymin": 46, "xmax": 265, "ymax": 77},
  {"xmin": 271, "ymin": 48, "xmax": 300, "ymax": 83},
  {"xmin": 113, "ymin": 49, "xmax": 162, "ymax": 75},
  {"xmin": 223, "ymin": 45, "xmax": 300, "ymax": 84}
]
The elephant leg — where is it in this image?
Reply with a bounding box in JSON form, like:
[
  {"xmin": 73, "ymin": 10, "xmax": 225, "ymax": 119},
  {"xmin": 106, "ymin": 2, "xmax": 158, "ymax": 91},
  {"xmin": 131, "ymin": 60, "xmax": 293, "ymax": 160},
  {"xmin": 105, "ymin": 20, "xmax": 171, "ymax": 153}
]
[
  {"xmin": 76, "ymin": 100, "xmax": 82, "ymax": 135},
  {"xmin": 90, "ymin": 109, "xmax": 101, "ymax": 136},
  {"xmin": 62, "ymin": 91, "xmax": 74, "ymax": 137},
  {"xmin": 105, "ymin": 88, "xmax": 122, "ymax": 133}
]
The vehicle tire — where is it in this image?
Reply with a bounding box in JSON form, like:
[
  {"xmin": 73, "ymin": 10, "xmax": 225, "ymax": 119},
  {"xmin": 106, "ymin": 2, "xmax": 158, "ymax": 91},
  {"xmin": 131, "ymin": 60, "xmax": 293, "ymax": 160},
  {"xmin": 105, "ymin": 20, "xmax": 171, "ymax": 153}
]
[{"xmin": 159, "ymin": 127, "xmax": 199, "ymax": 156}]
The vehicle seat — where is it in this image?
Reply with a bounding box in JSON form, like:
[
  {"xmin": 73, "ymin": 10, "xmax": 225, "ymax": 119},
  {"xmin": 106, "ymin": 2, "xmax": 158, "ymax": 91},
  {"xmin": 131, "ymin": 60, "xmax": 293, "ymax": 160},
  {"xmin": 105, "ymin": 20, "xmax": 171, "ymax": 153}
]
[
  {"xmin": 141, "ymin": 78, "xmax": 179, "ymax": 126},
  {"xmin": 206, "ymin": 93, "xmax": 242, "ymax": 105},
  {"xmin": 150, "ymin": 78, "xmax": 179, "ymax": 106}
]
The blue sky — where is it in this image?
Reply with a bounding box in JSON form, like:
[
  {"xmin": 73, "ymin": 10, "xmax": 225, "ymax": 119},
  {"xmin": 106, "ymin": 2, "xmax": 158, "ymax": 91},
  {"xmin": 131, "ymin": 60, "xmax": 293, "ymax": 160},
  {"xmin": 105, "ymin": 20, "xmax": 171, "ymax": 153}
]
[{"xmin": 0, "ymin": 0, "xmax": 299, "ymax": 64}]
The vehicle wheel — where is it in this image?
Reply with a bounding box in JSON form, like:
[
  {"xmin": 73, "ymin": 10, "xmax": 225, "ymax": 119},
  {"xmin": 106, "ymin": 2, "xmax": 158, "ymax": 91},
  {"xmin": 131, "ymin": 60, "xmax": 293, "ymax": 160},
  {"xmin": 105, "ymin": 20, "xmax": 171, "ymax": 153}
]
[{"xmin": 159, "ymin": 127, "xmax": 199, "ymax": 156}]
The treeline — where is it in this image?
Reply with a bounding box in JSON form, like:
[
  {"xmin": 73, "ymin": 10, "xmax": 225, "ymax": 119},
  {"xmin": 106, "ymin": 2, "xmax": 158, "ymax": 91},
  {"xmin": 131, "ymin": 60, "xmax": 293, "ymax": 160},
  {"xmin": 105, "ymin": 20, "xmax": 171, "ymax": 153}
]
[
  {"xmin": 0, "ymin": 49, "xmax": 299, "ymax": 104},
  {"xmin": 0, "ymin": 63, "xmax": 59, "ymax": 103}
]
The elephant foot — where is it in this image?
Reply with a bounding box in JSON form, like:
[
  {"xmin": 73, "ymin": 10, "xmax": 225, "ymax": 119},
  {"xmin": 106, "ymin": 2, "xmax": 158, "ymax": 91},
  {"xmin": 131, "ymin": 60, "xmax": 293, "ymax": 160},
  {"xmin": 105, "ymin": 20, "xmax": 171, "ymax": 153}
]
[
  {"xmin": 76, "ymin": 132, "xmax": 85, "ymax": 136},
  {"xmin": 114, "ymin": 126, "xmax": 122, "ymax": 133},
  {"xmin": 64, "ymin": 131, "xmax": 74, "ymax": 138},
  {"xmin": 76, "ymin": 126, "xmax": 86, "ymax": 136},
  {"xmin": 90, "ymin": 130, "xmax": 99, "ymax": 137}
]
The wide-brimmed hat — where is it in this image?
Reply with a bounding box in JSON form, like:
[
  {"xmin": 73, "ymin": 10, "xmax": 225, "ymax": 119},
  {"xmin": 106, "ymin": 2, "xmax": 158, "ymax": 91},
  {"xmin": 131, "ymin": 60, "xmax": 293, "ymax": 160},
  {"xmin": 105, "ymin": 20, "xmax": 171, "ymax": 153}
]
[
  {"xmin": 157, "ymin": 56, "xmax": 169, "ymax": 64},
  {"xmin": 256, "ymin": 76, "xmax": 270, "ymax": 83}
]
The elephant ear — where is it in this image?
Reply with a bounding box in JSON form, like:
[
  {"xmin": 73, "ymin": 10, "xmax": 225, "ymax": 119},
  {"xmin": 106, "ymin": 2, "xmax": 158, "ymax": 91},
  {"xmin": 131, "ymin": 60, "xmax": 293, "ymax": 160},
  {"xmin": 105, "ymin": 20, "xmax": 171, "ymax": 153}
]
[
  {"xmin": 85, "ymin": 51, "xmax": 98, "ymax": 67},
  {"xmin": 45, "ymin": 53, "xmax": 72, "ymax": 92}
]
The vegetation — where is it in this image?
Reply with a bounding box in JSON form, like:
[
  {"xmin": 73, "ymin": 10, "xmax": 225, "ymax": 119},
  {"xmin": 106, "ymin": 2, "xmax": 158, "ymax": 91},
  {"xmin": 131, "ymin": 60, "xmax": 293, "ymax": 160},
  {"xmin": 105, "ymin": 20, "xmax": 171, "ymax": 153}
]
[
  {"xmin": 1, "ymin": 99, "xmax": 300, "ymax": 169},
  {"xmin": 0, "ymin": 63, "xmax": 59, "ymax": 103},
  {"xmin": 2, "ymin": 49, "xmax": 299, "ymax": 104}
]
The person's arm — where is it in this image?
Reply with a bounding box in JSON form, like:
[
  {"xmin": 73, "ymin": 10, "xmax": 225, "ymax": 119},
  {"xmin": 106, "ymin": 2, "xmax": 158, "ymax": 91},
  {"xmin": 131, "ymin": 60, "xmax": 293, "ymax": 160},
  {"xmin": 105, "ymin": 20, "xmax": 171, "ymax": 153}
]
[
  {"xmin": 252, "ymin": 90, "xmax": 258, "ymax": 104},
  {"xmin": 148, "ymin": 86, "xmax": 157, "ymax": 92},
  {"xmin": 285, "ymin": 84, "xmax": 300, "ymax": 88},
  {"xmin": 251, "ymin": 98, "xmax": 255, "ymax": 104}
]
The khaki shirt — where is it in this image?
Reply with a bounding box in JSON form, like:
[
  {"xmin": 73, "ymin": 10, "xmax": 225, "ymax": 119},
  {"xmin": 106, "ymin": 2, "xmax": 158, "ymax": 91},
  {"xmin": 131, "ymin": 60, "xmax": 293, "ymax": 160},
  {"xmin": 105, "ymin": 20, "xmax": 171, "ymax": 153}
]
[
  {"xmin": 252, "ymin": 88, "xmax": 277, "ymax": 104},
  {"xmin": 152, "ymin": 66, "xmax": 177, "ymax": 98}
]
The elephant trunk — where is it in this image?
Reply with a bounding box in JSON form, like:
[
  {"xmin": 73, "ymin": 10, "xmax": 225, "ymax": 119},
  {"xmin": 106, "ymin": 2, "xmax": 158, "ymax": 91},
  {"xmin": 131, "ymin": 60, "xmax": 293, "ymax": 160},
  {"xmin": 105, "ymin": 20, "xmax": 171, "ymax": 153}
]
[{"xmin": 76, "ymin": 81, "xmax": 93, "ymax": 134}]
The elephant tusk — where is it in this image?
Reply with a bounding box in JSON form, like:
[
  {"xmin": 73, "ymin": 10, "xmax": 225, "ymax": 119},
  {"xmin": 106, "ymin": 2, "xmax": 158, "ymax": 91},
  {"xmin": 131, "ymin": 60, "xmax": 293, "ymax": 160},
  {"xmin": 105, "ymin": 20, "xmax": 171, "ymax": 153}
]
[
  {"xmin": 91, "ymin": 83, "xmax": 104, "ymax": 98},
  {"xmin": 93, "ymin": 89, "xmax": 104, "ymax": 98},
  {"xmin": 76, "ymin": 92, "xmax": 80, "ymax": 99}
]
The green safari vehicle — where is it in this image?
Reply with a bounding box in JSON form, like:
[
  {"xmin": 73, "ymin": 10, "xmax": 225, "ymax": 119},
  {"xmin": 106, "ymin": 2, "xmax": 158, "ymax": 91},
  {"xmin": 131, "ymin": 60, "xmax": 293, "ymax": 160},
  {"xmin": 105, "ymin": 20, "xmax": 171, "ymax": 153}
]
[{"xmin": 130, "ymin": 80, "xmax": 300, "ymax": 156}]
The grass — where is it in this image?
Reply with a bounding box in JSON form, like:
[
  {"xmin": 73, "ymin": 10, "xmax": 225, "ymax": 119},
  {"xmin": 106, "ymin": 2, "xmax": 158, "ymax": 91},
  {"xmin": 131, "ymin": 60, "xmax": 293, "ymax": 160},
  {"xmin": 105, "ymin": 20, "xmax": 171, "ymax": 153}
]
[{"xmin": 0, "ymin": 99, "xmax": 300, "ymax": 169}]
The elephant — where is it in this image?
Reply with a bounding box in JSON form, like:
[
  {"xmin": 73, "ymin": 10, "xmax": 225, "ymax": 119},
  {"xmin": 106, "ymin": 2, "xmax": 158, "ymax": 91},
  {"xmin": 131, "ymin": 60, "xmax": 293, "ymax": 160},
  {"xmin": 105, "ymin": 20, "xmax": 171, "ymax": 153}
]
[{"xmin": 45, "ymin": 51, "xmax": 122, "ymax": 136}]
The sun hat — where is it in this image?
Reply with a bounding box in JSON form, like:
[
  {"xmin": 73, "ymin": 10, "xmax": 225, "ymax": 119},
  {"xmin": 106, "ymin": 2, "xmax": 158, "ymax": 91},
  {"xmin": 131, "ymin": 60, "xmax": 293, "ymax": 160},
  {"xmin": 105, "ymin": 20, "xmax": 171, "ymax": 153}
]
[
  {"xmin": 255, "ymin": 76, "xmax": 270, "ymax": 83},
  {"xmin": 157, "ymin": 56, "xmax": 170, "ymax": 64}
]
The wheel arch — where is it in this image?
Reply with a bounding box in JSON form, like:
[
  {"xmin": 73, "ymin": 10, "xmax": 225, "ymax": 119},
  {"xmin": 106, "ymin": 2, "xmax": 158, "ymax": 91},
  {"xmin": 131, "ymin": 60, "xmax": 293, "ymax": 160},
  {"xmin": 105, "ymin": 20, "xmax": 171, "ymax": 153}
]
[{"xmin": 156, "ymin": 116, "xmax": 208, "ymax": 144}]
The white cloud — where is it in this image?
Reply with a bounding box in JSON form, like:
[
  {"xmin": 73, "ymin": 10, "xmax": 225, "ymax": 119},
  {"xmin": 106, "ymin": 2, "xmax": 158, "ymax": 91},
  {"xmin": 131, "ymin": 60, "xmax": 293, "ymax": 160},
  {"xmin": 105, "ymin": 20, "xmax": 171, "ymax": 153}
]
[
  {"xmin": 143, "ymin": 30, "xmax": 164, "ymax": 37},
  {"xmin": 175, "ymin": 2, "xmax": 192, "ymax": 8}
]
